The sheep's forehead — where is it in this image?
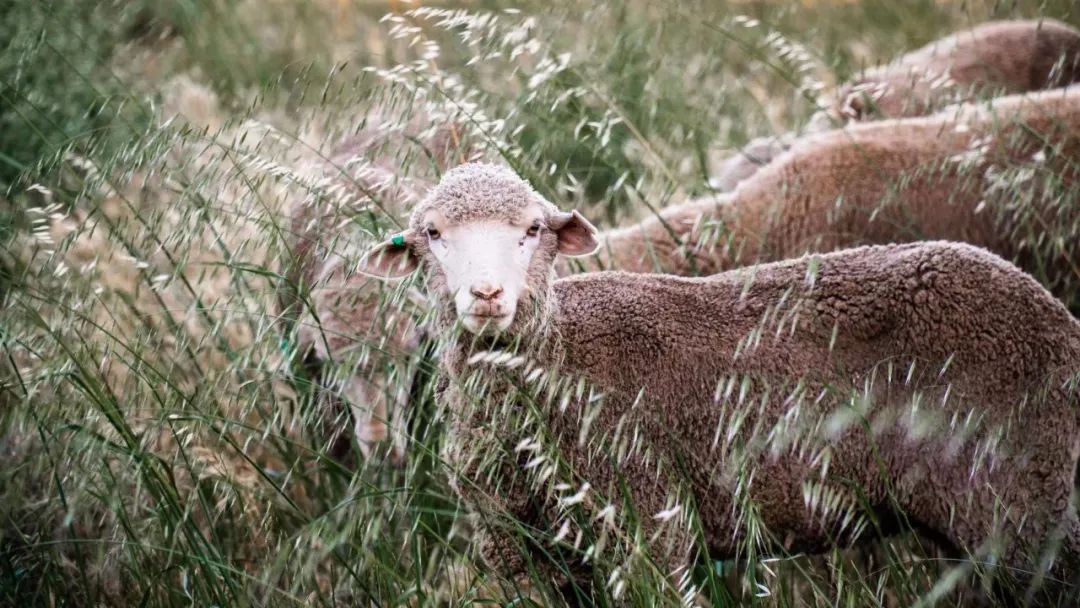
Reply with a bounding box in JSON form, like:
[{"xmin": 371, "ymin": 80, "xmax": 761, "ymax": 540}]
[
  {"xmin": 418, "ymin": 202, "xmax": 547, "ymax": 230},
  {"xmin": 410, "ymin": 163, "xmax": 555, "ymax": 227}
]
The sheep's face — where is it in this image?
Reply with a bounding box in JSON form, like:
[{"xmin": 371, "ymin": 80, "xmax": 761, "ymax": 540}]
[
  {"xmin": 361, "ymin": 214, "xmax": 598, "ymax": 336},
  {"xmin": 360, "ymin": 163, "xmax": 600, "ymax": 335},
  {"xmin": 419, "ymin": 206, "xmax": 545, "ymax": 334}
]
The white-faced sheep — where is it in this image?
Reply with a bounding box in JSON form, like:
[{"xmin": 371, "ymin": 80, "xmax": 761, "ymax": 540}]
[
  {"xmin": 595, "ymin": 86, "xmax": 1080, "ymax": 311},
  {"xmin": 363, "ymin": 162, "xmax": 1080, "ymax": 603},
  {"xmin": 712, "ymin": 19, "xmax": 1080, "ymax": 192},
  {"xmin": 281, "ymin": 121, "xmax": 722, "ymax": 463}
]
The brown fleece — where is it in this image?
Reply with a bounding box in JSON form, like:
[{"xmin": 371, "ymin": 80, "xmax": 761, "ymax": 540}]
[
  {"xmin": 424, "ymin": 196, "xmax": 1080, "ymax": 598},
  {"xmin": 713, "ymin": 19, "xmax": 1080, "ymax": 193},
  {"xmin": 833, "ymin": 19, "xmax": 1080, "ymax": 121},
  {"xmin": 588, "ymin": 86, "xmax": 1080, "ymax": 311}
]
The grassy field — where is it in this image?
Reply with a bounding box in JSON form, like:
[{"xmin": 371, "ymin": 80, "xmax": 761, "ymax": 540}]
[{"xmin": 2, "ymin": 0, "xmax": 1080, "ymax": 605}]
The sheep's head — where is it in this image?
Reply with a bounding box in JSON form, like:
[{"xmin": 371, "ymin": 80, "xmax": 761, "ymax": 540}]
[{"xmin": 360, "ymin": 163, "xmax": 599, "ymax": 336}]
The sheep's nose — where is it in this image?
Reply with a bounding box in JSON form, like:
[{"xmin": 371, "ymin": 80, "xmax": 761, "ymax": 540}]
[{"xmin": 470, "ymin": 283, "xmax": 503, "ymax": 301}]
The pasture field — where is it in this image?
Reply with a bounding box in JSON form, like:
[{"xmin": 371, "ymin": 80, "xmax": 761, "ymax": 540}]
[{"xmin": 2, "ymin": 1, "xmax": 1078, "ymax": 605}]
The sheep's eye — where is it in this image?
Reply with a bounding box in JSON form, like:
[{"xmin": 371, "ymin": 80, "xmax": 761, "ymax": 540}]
[
  {"xmin": 526, "ymin": 223, "xmax": 541, "ymax": 237},
  {"xmin": 426, "ymin": 227, "xmax": 441, "ymax": 240}
]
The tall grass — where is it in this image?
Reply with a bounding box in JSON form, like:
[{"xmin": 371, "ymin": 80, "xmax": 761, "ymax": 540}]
[{"xmin": 2, "ymin": 1, "xmax": 1079, "ymax": 605}]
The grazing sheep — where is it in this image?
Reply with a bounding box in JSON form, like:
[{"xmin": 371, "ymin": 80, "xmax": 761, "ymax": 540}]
[
  {"xmin": 279, "ymin": 110, "xmax": 469, "ymax": 464},
  {"xmin": 713, "ymin": 19, "xmax": 1080, "ymax": 192},
  {"xmin": 362, "ymin": 162, "xmax": 1080, "ymax": 603},
  {"xmin": 597, "ymin": 86, "xmax": 1080, "ymax": 311},
  {"xmin": 833, "ymin": 19, "xmax": 1080, "ymax": 121}
]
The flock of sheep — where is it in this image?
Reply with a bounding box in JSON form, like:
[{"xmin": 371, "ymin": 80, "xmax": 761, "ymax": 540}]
[{"xmin": 282, "ymin": 19, "xmax": 1080, "ymax": 605}]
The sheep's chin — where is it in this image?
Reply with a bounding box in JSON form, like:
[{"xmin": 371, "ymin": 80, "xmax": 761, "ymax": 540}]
[{"xmin": 461, "ymin": 313, "xmax": 515, "ymax": 335}]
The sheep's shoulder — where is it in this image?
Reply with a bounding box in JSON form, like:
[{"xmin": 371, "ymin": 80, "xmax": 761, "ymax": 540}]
[{"xmin": 552, "ymin": 272, "xmax": 679, "ymax": 348}]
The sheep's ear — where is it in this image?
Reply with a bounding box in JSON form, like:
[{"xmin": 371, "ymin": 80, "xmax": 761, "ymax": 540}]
[
  {"xmin": 550, "ymin": 210, "xmax": 600, "ymax": 257},
  {"xmin": 358, "ymin": 230, "xmax": 419, "ymax": 279},
  {"xmin": 837, "ymin": 86, "xmax": 878, "ymax": 121}
]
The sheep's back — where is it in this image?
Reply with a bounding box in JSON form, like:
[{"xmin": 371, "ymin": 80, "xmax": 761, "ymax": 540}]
[
  {"xmin": 726, "ymin": 87, "xmax": 1080, "ymax": 308},
  {"xmin": 736, "ymin": 119, "xmax": 987, "ymax": 254},
  {"xmin": 553, "ymin": 241, "xmax": 1080, "ymax": 424},
  {"xmin": 831, "ymin": 19, "xmax": 1080, "ymax": 120}
]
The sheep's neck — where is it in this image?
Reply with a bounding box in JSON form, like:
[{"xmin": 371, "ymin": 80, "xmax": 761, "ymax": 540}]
[
  {"xmin": 435, "ymin": 294, "xmax": 563, "ymax": 381},
  {"xmin": 553, "ymin": 194, "xmax": 742, "ymax": 276}
]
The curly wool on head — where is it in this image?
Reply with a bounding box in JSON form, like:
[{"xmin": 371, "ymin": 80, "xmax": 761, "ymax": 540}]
[{"xmin": 409, "ymin": 162, "xmax": 556, "ymax": 228}]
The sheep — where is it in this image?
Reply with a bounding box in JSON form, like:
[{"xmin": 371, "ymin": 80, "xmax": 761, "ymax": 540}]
[
  {"xmin": 282, "ymin": 108, "xmax": 760, "ymax": 466},
  {"xmin": 361, "ymin": 162, "xmax": 1080, "ymax": 603},
  {"xmin": 290, "ymin": 116, "xmax": 774, "ymax": 463},
  {"xmin": 279, "ymin": 109, "xmax": 470, "ymax": 464},
  {"xmin": 832, "ymin": 19, "xmax": 1080, "ymax": 121},
  {"xmin": 712, "ymin": 19, "xmax": 1080, "ymax": 192},
  {"xmin": 593, "ymin": 86, "xmax": 1080, "ymax": 311}
]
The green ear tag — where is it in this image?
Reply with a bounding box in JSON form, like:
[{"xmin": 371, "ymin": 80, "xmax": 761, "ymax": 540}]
[{"xmin": 391, "ymin": 234, "xmax": 405, "ymax": 247}]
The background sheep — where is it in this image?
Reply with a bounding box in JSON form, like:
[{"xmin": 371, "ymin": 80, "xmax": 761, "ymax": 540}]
[
  {"xmin": 832, "ymin": 19, "xmax": 1080, "ymax": 120},
  {"xmin": 279, "ymin": 109, "xmax": 473, "ymax": 464},
  {"xmin": 712, "ymin": 19, "xmax": 1080, "ymax": 193},
  {"xmin": 364, "ymin": 162, "xmax": 1080, "ymax": 604},
  {"xmin": 594, "ymin": 86, "xmax": 1080, "ymax": 311}
]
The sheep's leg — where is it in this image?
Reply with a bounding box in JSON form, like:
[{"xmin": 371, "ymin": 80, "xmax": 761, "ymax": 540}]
[
  {"xmin": 455, "ymin": 468, "xmax": 577, "ymax": 603},
  {"xmin": 553, "ymin": 445, "xmax": 699, "ymax": 601},
  {"xmin": 341, "ymin": 373, "xmax": 407, "ymax": 467},
  {"xmin": 1056, "ymin": 513, "xmax": 1080, "ymax": 598},
  {"xmin": 296, "ymin": 299, "xmax": 413, "ymax": 466},
  {"xmin": 299, "ymin": 348, "xmax": 405, "ymax": 466},
  {"xmin": 879, "ymin": 431, "xmax": 1076, "ymax": 605},
  {"xmin": 307, "ymin": 369, "xmax": 391, "ymax": 466},
  {"xmin": 1008, "ymin": 435, "xmax": 1080, "ymax": 605},
  {"xmin": 442, "ymin": 411, "xmax": 700, "ymax": 601}
]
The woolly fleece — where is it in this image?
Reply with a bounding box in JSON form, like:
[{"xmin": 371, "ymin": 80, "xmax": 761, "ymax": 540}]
[
  {"xmin": 591, "ymin": 86, "xmax": 1080, "ymax": 311},
  {"xmin": 411, "ymin": 164, "xmax": 1080, "ymax": 600},
  {"xmin": 712, "ymin": 19, "xmax": 1080, "ymax": 193}
]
